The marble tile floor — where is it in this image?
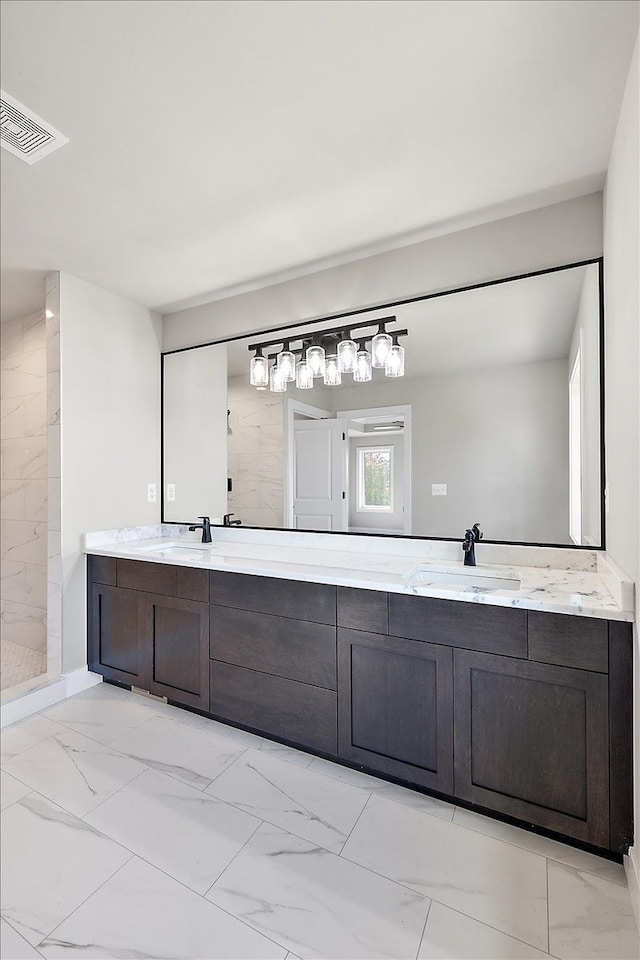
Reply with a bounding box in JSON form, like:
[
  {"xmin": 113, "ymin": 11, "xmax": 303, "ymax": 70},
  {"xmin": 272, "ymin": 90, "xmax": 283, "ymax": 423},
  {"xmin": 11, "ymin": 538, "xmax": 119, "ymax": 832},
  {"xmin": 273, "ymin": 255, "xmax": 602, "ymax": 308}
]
[
  {"xmin": 0, "ymin": 640, "xmax": 46, "ymax": 692},
  {"xmin": 0, "ymin": 683, "xmax": 637, "ymax": 960}
]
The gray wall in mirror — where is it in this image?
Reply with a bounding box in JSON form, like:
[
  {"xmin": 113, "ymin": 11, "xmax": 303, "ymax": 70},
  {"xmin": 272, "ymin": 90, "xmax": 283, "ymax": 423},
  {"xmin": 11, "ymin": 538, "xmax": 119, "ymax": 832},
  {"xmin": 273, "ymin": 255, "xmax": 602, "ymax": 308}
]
[{"xmin": 162, "ymin": 260, "xmax": 603, "ymax": 546}]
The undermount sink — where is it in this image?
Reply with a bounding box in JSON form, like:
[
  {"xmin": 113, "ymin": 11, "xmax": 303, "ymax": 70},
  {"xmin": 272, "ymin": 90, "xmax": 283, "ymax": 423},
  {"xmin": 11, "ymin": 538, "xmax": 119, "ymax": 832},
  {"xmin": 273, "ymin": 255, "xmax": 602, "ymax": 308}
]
[
  {"xmin": 408, "ymin": 564, "xmax": 521, "ymax": 592},
  {"xmin": 137, "ymin": 541, "xmax": 215, "ymax": 559}
]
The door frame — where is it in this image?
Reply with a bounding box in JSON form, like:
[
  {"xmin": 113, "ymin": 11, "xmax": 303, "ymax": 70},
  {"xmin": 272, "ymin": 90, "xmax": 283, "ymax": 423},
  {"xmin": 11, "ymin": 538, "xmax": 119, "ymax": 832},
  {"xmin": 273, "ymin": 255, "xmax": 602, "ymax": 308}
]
[
  {"xmin": 284, "ymin": 398, "xmax": 332, "ymax": 527},
  {"xmin": 337, "ymin": 404, "xmax": 412, "ymax": 535}
]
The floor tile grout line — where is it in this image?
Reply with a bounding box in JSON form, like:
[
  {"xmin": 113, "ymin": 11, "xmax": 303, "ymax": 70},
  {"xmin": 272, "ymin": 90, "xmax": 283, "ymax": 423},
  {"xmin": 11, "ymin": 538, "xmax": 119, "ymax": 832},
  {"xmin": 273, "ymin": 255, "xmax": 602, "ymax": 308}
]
[
  {"xmin": 451, "ymin": 809, "xmax": 627, "ymax": 886},
  {"xmin": 414, "ymin": 897, "xmax": 432, "ymax": 960},
  {"xmin": 1, "ymin": 912, "xmax": 48, "ymax": 958},
  {"xmin": 424, "ymin": 895, "xmax": 553, "ymax": 957},
  {"xmin": 337, "ymin": 789, "xmax": 374, "ymax": 855},
  {"xmin": 78, "ymin": 765, "xmax": 150, "ymax": 821},
  {"xmin": 31, "ymin": 851, "xmax": 136, "ymax": 952},
  {"xmin": 202, "ymin": 817, "xmax": 267, "ymax": 897}
]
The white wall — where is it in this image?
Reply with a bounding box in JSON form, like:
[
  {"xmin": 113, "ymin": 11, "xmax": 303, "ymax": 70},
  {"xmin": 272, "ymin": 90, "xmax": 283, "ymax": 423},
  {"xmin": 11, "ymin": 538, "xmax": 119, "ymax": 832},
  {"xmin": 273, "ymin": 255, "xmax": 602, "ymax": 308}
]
[
  {"xmin": 163, "ymin": 193, "xmax": 603, "ymax": 351},
  {"xmin": 603, "ymin": 33, "xmax": 640, "ymax": 919},
  {"xmin": 59, "ymin": 274, "xmax": 161, "ymax": 672}
]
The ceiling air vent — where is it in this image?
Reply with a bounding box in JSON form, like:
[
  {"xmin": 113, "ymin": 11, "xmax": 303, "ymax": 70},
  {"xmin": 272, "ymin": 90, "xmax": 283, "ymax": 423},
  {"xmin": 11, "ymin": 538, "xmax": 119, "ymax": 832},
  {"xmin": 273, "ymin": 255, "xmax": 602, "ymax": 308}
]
[{"xmin": 1, "ymin": 90, "xmax": 68, "ymax": 164}]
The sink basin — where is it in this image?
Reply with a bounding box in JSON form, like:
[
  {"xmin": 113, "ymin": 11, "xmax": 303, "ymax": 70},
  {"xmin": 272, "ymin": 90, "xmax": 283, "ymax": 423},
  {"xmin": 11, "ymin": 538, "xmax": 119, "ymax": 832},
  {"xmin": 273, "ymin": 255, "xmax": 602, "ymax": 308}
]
[
  {"xmin": 137, "ymin": 542, "xmax": 214, "ymax": 560},
  {"xmin": 408, "ymin": 564, "xmax": 521, "ymax": 591}
]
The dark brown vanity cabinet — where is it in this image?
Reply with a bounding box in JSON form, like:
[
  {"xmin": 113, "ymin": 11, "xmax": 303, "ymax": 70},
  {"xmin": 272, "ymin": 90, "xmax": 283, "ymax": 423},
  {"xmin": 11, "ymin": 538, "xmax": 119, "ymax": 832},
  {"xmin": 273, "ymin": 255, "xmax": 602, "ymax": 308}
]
[
  {"xmin": 87, "ymin": 559, "xmax": 633, "ymax": 855},
  {"xmin": 338, "ymin": 628, "xmax": 453, "ymax": 792},
  {"xmin": 209, "ymin": 571, "xmax": 339, "ymax": 755},
  {"xmin": 88, "ymin": 556, "xmax": 210, "ymax": 711}
]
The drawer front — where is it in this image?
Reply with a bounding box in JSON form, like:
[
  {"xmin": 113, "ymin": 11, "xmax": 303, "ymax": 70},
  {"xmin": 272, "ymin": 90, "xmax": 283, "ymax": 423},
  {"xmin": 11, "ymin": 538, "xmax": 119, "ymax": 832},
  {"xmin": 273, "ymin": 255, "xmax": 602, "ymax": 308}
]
[
  {"xmin": 389, "ymin": 593, "xmax": 527, "ymax": 657},
  {"xmin": 210, "ymin": 605, "xmax": 336, "ymax": 689},
  {"xmin": 528, "ymin": 611, "xmax": 608, "ymax": 672},
  {"xmin": 337, "ymin": 587, "xmax": 388, "ymax": 634},
  {"xmin": 210, "ymin": 571, "xmax": 336, "ymax": 624},
  {"xmin": 177, "ymin": 566, "xmax": 209, "ymax": 603},
  {"xmin": 210, "ymin": 660, "xmax": 337, "ymax": 755},
  {"xmin": 117, "ymin": 558, "xmax": 176, "ymax": 595},
  {"xmin": 89, "ymin": 555, "xmax": 117, "ymax": 586}
]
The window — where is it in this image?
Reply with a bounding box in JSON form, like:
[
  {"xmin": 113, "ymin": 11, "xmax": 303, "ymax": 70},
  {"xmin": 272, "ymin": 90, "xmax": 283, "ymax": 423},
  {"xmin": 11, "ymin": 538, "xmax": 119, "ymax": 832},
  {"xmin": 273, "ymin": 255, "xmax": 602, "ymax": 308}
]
[{"xmin": 357, "ymin": 446, "xmax": 393, "ymax": 512}]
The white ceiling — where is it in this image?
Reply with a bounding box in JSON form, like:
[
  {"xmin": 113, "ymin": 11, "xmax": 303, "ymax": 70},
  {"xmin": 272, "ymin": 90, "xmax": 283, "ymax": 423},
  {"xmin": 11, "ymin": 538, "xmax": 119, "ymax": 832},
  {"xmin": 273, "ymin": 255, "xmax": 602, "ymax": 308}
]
[
  {"xmin": 226, "ymin": 263, "xmax": 592, "ymax": 377},
  {"xmin": 1, "ymin": 0, "xmax": 637, "ymax": 323}
]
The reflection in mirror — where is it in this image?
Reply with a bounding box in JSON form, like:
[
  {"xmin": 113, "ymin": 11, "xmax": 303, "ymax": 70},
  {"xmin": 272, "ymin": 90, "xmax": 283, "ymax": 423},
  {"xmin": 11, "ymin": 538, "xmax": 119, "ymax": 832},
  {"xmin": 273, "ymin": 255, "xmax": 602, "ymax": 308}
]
[{"xmin": 163, "ymin": 261, "xmax": 602, "ymax": 546}]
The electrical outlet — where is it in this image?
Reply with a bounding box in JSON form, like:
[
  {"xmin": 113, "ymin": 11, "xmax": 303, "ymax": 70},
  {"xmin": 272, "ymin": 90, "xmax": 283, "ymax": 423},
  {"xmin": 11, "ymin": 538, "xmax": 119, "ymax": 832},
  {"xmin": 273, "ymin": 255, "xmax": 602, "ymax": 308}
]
[
  {"xmin": 432, "ymin": 483, "xmax": 447, "ymax": 496},
  {"xmin": 167, "ymin": 483, "xmax": 176, "ymax": 502},
  {"xmin": 147, "ymin": 483, "xmax": 157, "ymax": 503}
]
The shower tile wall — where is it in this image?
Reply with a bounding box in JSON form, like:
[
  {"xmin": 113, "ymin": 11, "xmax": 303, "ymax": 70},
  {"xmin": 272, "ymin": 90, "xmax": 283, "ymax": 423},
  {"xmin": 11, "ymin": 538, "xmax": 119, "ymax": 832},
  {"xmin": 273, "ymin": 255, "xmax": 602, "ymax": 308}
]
[
  {"xmin": 227, "ymin": 376, "xmax": 284, "ymax": 527},
  {"xmin": 1, "ymin": 310, "xmax": 48, "ymax": 654}
]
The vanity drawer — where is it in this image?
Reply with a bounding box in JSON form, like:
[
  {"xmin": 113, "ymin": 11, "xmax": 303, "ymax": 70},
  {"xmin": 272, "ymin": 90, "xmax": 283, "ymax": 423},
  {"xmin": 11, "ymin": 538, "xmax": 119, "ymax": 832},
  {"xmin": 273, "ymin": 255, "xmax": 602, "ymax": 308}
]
[
  {"xmin": 89, "ymin": 555, "xmax": 117, "ymax": 586},
  {"xmin": 210, "ymin": 571, "xmax": 336, "ymax": 624},
  {"xmin": 388, "ymin": 593, "xmax": 527, "ymax": 657},
  {"xmin": 118, "ymin": 558, "xmax": 176, "ymax": 595},
  {"xmin": 210, "ymin": 605, "xmax": 337, "ymax": 689},
  {"xmin": 528, "ymin": 611, "xmax": 608, "ymax": 673},
  {"xmin": 337, "ymin": 586, "xmax": 388, "ymax": 635},
  {"xmin": 210, "ymin": 660, "xmax": 337, "ymax": 754}
]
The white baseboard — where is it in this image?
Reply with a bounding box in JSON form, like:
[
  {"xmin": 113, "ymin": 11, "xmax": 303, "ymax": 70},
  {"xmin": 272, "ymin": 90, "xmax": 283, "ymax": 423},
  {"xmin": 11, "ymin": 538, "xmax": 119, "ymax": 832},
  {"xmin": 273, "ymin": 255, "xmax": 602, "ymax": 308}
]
[
  {"xmin": 625, "ymin": 847, "xmax": 640, "ymax": 934},
  {"xmin": 0, "ymin": 668, "xmax": 102, "ymax": 728}
]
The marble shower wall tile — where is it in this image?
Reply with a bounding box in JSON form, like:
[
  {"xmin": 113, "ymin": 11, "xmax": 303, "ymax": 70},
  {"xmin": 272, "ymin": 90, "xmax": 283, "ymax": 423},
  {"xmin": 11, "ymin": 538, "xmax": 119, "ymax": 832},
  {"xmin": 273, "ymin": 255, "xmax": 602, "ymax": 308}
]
[
  {"xmin": 1, "ymin": 439, "xmax": 47, "ymax": 480},
  {"xmin": 1, "ymin": 520, "xmax": 47, "ymax": 564},
  {"xmin": 0, "ymin": 599, "xmax": 47, "ymax": 650}
]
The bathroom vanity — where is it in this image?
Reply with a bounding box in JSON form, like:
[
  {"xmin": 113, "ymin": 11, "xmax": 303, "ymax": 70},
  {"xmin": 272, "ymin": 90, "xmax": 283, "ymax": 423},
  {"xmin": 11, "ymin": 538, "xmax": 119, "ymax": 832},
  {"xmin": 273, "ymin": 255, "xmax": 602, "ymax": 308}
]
[{"xmin": 86, "ymin": 529, "xmax": 633, "ymax": 858}]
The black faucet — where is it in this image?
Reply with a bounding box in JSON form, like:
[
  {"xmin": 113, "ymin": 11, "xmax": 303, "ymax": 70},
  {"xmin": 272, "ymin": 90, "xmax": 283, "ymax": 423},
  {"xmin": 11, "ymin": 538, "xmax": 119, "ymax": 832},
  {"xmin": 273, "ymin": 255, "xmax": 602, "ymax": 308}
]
[
  {"xmin": 462, "ymin": 523, "xmax": 482, "ymax": 566},
  {"xmin": 188, "ymin": 516, "xmax": 212, "ymax": 543},
  {"xmin": 223, "ymin": 513, "xmax": 241, "ymax": 527}
]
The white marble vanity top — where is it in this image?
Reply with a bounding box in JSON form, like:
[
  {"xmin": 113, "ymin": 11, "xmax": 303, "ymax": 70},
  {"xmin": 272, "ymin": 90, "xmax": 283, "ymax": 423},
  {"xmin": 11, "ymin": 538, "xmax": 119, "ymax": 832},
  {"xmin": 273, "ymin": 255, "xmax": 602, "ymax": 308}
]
[{"xmin": 84, "ymin": 525, "xmax": 634, "ymax": 622}]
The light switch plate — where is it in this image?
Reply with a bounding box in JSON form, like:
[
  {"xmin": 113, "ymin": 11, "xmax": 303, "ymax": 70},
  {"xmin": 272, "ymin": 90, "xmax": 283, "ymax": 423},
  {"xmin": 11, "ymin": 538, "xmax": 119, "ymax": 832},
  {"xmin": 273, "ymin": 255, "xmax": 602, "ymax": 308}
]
[
  {"xmin": 432, "ymin": 483, "xmax": 447, "ymax": 496},
  {"xmin": 147, "ymin": 483, "xmax": 157, "ymax": 503},
  {"xmin": 167, "ymin": 483, "xmax": 176, "ymax": 502}
]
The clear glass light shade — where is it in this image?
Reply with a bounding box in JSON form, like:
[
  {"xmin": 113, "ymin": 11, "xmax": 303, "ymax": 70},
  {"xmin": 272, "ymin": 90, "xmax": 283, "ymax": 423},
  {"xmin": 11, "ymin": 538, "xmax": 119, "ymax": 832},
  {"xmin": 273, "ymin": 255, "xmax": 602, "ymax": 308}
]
[
  {"xmin": 353, "ymin": 348, "xmax": 373, "ymax": 382},
  {"xmin": 295, "ymin": 359, "xmax": 314, "ymax": 389},
  {"xmin": 306, "ymin": 344, "xmax": 326, "ymax": 378},
  {"xmin": 385, "ymin": 343, "xmax": 405, "ymax": 377},
  {"xmin": 372, "ymin": 331, "xmax": 392, "ymax": 368},
  {"xmin": 337, "ymin": 338, "xmax": 358, "ymax": 374},
  {"xmin": 323, "ymin": 354, "xmax": 342, "ymax": 386},
  {"xmin": 270, "ymin": 364, "xmax": 287, "ymax": 393},
  {"xmin": 277, "ymin": 349, "xmax": 296, "ymax": 382},
  {"xmin": 250, "ymin": 354, "xmax": 269, "ymax": 388}
]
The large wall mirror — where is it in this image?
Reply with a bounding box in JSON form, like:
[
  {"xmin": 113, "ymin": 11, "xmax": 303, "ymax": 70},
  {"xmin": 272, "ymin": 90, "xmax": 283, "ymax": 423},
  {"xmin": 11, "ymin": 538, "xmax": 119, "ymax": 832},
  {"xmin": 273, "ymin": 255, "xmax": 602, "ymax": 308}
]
[{"xmin": 162, "ymin": 259, "xmax": 604, "ymax": 547}]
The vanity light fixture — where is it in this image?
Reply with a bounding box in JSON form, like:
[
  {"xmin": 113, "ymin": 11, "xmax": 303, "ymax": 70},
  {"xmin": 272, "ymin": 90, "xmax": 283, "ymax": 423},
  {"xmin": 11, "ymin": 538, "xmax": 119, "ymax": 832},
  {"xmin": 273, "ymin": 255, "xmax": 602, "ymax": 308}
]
[
  {"xmin": 306, "ymin": 340, "xmax": 326, "ymax": 378},
  {"xmin": 269, "ymin": 362, "xmax": 287, "ymax": 393},
  {"xmin": 371, "ymin": 322, "xmax": 393, "ymax": 368},
  {"xmin": 295, "ymin": 358, "xmax": 314, "ymax": 389},
  {"xmin": 323, "ymin": 354, "xmax": 342, "ymax": 386},
  {"xmin": 353, "ymin": 341, "xmax": 373, "ymax": 382},
  {"xmin": 337, "ymin": 330, "xmax": 358, "ymax": 374},
  {"xmin": 385, "ymin": 334, "xmax": 405, "ymax": 377},
  {"xmin": 248, "ymin": 317, "xmax": 406, "ymax": 392},
  {"xmin": 250, "ymin": 347, "xmax": 269, "ymax": 388}
]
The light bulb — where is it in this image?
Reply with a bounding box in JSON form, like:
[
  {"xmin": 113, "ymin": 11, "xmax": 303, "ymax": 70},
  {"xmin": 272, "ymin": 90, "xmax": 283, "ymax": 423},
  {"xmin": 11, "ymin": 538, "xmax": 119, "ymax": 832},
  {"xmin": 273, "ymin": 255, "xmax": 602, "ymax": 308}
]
[
  {"xmin": 250, "ymin": 351, "xmax": 269, "ymax": 388},
  {"xmin": 323, "ymin": 354, "xmax": 342, "ymax": 386},
  {"xmin": 353, "ymin": 347, "xmax": 372, "ymax": 382},
  {"xmin": 337, "ymin": 337, "xmax": 357, "ymax": 374},
  {"xmin": 306, "ymin": 344, "xmax": 326, "ymax": 378},
  {"xmin": 277, "ymin": 348, "xmax": 296, "ymax": 382},
  {"xmin": 295, "ymin": 359, "xmax": 314, "ymax": 389},
  {"xmin": 270, "ymin": 364, "xmax": 287, "ymax": 393},
  {"xmin": 372, "ymin": 329, "xmax": 392, "ymax": 368},
  {"xmin": 385, "ymin": 343, "xmax": 405, "ymax": 377}
]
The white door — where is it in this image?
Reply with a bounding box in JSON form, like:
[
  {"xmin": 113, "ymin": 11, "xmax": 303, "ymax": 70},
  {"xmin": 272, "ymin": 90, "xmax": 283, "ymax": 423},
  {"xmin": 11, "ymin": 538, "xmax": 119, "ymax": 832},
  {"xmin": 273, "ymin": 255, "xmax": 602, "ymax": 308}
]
[{"xmin": 293, "ymin": 419, "xmax": 348, "ymax": 530}]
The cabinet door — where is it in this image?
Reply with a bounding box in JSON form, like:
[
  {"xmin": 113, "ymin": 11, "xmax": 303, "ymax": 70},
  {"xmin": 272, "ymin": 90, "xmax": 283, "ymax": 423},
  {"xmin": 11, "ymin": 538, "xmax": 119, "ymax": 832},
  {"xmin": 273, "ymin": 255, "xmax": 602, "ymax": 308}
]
[
  {"xmin": 89, "ymin": 584, "xmax": 146, "ymax": 687},
  {"xmin": 338, "ymin": 629, "xmax": 453, "ymax": 793},
  {"xmin": 454, "ymin": 649, "xmax": 609, "ymax": 847},
  {"xmin": 143, "ymin": 594, "xmax": 210, "ymax": 711}
]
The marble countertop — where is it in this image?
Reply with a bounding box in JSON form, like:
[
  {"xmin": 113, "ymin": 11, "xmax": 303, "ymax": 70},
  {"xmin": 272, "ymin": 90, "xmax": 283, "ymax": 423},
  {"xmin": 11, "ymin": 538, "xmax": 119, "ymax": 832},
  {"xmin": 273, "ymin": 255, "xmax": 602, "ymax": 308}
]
[{"xmin": 84, "ymin": 526, "xmax": 634, "ymax": 622}]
